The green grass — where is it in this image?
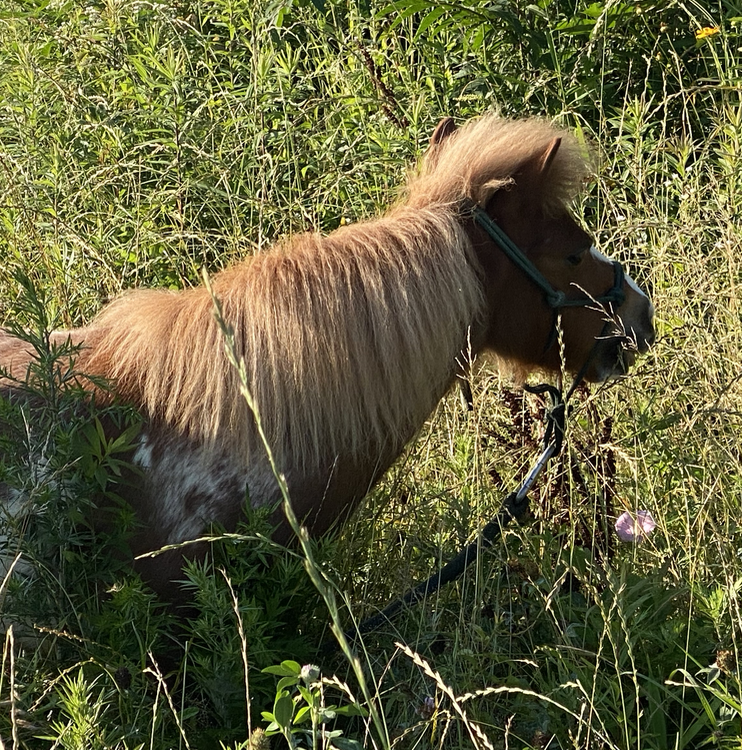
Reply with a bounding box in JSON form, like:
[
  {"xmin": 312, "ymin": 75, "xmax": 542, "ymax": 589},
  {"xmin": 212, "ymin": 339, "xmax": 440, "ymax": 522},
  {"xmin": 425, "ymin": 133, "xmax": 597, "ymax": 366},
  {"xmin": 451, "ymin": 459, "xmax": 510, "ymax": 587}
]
[{"xmin": 2, "ymin": 0, "xmax": 742, "ymax": 747}]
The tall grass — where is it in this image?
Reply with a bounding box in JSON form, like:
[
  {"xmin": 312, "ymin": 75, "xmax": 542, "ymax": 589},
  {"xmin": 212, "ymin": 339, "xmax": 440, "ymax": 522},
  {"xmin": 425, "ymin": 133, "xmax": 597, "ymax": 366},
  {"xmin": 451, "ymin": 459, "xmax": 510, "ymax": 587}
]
[{"xmin": 2, "ymin": 0, "xmax": 742, "ymax": 747}]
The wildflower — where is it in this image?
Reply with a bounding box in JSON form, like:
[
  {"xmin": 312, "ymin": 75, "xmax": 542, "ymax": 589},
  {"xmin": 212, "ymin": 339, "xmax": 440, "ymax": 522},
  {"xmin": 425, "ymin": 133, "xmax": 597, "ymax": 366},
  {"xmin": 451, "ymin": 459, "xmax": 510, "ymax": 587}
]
[
  {"xmin": 300, "ymin": 664, "xmax": 320, "ymax": 684},
  {"xmin": 415, "ymin": 695, "xmax": 435, "ymax": 720},
  {"xmin": 695, "ymin": 26, "xmax": 720, "ymax": 40},
  {"xmin": 248, "ymin": 728, "xmax": 270, "ymax": 750},
  {"xmin": 615, "ymin": 510, "xmax": 656, "ymax": 543}
]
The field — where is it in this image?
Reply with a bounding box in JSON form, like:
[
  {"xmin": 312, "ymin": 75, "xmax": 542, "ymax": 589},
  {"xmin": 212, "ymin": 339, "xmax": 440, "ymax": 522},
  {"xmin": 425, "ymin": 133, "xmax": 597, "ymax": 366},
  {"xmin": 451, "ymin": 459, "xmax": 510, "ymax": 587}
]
[{"xmin": 1, "ymin": 0, "xmax": 742, "ymax": 747}]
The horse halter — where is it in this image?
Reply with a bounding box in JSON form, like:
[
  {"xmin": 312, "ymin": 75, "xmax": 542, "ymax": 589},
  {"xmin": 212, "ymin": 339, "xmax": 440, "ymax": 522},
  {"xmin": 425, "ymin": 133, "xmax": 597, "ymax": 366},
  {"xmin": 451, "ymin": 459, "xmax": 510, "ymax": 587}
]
[{"xmin": 468, "ymin": 202, "xmax": 626, "ymax": 312}]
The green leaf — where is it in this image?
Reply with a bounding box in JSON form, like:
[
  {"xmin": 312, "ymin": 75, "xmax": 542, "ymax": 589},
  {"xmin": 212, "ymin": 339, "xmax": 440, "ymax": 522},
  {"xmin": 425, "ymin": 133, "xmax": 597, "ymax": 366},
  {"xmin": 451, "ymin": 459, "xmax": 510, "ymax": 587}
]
[
  {"xmin": 414, "ymin": 6, "xmax": 448, "ymax": 39},
  {"xmin": 376, "ymin": 0, "xmax": 431, "ymax": 25},
  {"xmin": 277, "ymin": 675, "xmax": 299, "ymax": 691},
  {"xmin": 273, "ymin": 694, "xmax": 294, "ymax": 729},
  {"xmin": 332, "ymin": 739, "xmax": 364, "ymax": 750},
  {"xmin": 333, "ymin": 703, "xmax": 369, "ymax": 718},
  {"xmin": 297, "ymin": 685, "xmax": 315, "ymax": 705},
  {"xmin": 262, "ymin": 660, "xmax": 302, "ymax": 677}
]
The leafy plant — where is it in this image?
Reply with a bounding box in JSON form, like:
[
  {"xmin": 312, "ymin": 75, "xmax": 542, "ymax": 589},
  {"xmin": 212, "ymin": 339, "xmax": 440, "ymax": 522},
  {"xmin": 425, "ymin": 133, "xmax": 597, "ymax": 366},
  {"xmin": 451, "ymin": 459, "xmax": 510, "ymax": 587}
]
[{"xmin": 261, "ymin": 660, "xmax": 368, "ymax": 750}]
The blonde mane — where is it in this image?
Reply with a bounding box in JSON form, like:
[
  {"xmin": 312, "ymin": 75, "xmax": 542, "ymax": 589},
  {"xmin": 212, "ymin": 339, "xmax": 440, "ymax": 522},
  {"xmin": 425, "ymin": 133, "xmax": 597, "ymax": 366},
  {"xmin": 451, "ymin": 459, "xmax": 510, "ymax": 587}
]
[
  {"xmin": 406, "ymin": 114, "xmax": 590, "ymax": 210},
  {"xmin": 65, "ymin": 115, "xmax": 590, "ymax": 470}
]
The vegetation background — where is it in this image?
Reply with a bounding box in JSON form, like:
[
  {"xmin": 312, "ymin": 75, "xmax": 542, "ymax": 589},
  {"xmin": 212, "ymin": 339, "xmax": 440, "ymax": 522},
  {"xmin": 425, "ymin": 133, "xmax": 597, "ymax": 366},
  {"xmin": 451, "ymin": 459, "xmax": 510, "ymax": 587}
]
[{"xmin": 1, "ymin": 0, "xmax": 742, "ymax": 747}]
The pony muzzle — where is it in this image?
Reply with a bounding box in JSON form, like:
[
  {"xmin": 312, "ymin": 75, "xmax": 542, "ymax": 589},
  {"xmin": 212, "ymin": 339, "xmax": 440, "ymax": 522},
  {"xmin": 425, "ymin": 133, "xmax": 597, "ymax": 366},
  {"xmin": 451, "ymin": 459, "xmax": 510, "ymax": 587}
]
[{"xmin": 589, "ymin": 292, "xmax": 655, "ymax": 382}]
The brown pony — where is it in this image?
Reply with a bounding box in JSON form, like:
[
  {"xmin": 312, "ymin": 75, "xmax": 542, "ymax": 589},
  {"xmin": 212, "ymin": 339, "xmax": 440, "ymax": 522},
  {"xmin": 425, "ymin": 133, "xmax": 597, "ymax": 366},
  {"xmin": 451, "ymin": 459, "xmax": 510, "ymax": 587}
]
[{"xmin": 0, "ymin": 115, "xmax": 654, "ymax": 601}]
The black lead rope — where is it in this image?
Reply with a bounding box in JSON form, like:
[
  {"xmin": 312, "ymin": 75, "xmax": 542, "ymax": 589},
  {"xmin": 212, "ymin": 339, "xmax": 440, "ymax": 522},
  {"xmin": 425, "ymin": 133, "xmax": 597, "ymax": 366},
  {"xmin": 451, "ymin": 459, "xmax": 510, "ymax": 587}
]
[
  {"xmin": 334, "ymin": 493, "xmax": 527, "ymax": 643},
  {"xmin": 322, "ymin": 385, "xmax": 567, "ymax": 653}
]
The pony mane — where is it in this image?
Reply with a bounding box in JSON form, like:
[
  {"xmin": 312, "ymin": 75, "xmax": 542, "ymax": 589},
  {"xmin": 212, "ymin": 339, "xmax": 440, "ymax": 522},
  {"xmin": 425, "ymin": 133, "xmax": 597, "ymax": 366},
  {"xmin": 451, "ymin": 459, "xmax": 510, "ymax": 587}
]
[
  {"xmin": 405, "ymin": 114, "xmax": 592, "ymax": 211},
  {"xmin": 80, "ymin": 208, "xmax": 484, "ymax": 470},
  {"xmin": 70, "ymin": 115, "xmax": 590, "ymax": 470}
]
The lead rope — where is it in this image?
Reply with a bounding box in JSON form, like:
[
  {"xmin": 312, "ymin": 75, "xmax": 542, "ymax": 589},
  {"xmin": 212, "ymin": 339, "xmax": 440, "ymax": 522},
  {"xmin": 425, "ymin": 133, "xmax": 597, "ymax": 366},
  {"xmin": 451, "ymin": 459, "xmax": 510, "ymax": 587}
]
[
  {"xmin": 320, "ymin": 378, "xmax": 573, "ymax": 654},
  {"xmin": 321, "ymin": 316, "xmax": 621, "ymax": 652}
]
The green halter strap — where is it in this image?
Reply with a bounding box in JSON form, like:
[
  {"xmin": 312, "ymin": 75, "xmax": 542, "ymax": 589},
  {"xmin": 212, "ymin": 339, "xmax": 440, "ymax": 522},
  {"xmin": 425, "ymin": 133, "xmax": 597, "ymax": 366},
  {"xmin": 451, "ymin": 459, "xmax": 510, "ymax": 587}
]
[{"xmin": 468, "ymin": 202, "xmax": 626, "ymax": 311}]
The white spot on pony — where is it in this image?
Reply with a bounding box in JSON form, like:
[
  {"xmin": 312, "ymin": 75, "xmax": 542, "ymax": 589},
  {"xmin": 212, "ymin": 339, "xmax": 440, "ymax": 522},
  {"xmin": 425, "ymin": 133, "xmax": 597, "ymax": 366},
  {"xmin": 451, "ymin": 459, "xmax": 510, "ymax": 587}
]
[
  {"xmin": 133, "ymin": 434, "xmax": 153, "ymax": 471},
  {"xmin": 132, "ymin": 433, "xmax": 281, "ymax": 546}
]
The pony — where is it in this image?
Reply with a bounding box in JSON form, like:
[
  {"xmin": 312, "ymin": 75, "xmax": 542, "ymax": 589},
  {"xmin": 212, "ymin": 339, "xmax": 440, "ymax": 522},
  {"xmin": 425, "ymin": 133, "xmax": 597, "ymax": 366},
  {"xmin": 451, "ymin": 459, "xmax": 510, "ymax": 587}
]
[{"xmin": 0, "ymin": 114, "xmax": 655, "ymax": 602}]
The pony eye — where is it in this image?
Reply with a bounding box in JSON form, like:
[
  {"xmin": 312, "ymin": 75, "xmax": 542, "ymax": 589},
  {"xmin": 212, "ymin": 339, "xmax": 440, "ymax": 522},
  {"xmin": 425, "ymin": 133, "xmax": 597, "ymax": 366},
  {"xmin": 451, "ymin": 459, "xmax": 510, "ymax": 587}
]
[{"xmin": 567, "ymin": 250, "xmax": 587, "ymax": 266}]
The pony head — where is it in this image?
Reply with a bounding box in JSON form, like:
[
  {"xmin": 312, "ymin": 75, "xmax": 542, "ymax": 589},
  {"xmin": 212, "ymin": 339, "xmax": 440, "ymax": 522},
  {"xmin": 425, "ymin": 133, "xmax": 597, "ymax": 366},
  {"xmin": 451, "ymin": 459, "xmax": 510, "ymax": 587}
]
[{"xmin": 411, "ymin": 114, "xmax": 655, "ymax": 382}]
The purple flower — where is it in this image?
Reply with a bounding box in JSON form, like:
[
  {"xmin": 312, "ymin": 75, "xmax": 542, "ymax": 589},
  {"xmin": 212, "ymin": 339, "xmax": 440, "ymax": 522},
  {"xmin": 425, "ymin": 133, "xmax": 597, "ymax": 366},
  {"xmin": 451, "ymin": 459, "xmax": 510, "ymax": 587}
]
[
  {"xmin": 415, "ymin": 695, "xmax": 435, "ymax": 720},
  {"xmin": 615, "ymin": 510, "xmax": 656, "ymax": 543}
]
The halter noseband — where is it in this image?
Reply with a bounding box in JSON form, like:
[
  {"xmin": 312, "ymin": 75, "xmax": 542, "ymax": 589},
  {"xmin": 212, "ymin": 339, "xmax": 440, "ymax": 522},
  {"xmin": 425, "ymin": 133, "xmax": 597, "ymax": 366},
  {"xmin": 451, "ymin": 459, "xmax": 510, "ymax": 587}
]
[{"xmin": 468, "ymin": 203, "xmax": 626, "ymax": 312}]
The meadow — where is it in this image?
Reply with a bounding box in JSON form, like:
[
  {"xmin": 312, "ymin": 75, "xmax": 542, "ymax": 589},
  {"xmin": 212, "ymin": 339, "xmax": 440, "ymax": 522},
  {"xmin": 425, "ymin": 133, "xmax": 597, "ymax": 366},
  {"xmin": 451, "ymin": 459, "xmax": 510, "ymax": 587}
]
[{"xmin": 1, "ymin": 0, "xmax": 742, "ymax": 747}]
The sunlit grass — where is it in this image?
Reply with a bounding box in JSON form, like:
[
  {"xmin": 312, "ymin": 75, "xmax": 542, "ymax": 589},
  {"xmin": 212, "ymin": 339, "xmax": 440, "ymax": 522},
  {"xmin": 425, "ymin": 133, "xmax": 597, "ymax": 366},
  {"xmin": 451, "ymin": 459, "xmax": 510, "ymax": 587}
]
[{"xmin": 2, "ymin": 0, "xmax": 742, "ymax": 747}]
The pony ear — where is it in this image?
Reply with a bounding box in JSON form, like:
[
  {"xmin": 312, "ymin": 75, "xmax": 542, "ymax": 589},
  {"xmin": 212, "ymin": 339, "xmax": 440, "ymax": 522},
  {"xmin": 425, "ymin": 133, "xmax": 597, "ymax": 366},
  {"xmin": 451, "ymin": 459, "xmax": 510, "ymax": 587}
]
[
  {"xmin": 513, "ymin": 136, "xmax": 562, "ymax": 187},
  {"xmin": 479, "ymin": 136, "xmax": 563, "ymax": 209},
  {"xmin": 425, "ymin": 117, "xmax": 457, "ymax": 166},
  {"xmin": 429, "ymin": 116, "xmax": 457, "ymax": 147},
  {"xmin": 537, "ymin": 137, "xmax": 562, "ymax": 177}
]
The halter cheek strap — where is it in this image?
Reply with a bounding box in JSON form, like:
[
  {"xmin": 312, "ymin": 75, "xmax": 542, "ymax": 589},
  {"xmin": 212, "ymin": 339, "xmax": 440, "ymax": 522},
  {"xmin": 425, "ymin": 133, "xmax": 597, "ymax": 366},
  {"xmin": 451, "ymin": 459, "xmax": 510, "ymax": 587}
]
[
  {"xmin": 465, "ymin": 201, "xmax": 627, "ymax": 360},
  {"xmin": 468, "ymin": 203, "xmax": 626, "ymax": 312}
]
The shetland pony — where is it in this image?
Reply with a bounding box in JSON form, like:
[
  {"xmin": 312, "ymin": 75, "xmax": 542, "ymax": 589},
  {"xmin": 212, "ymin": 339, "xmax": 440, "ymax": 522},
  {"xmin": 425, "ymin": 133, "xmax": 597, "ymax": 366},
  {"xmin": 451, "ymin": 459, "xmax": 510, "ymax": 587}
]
[{"xmin": 0, "ymin": 115, "xmax": 655, "ymax": 601}]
